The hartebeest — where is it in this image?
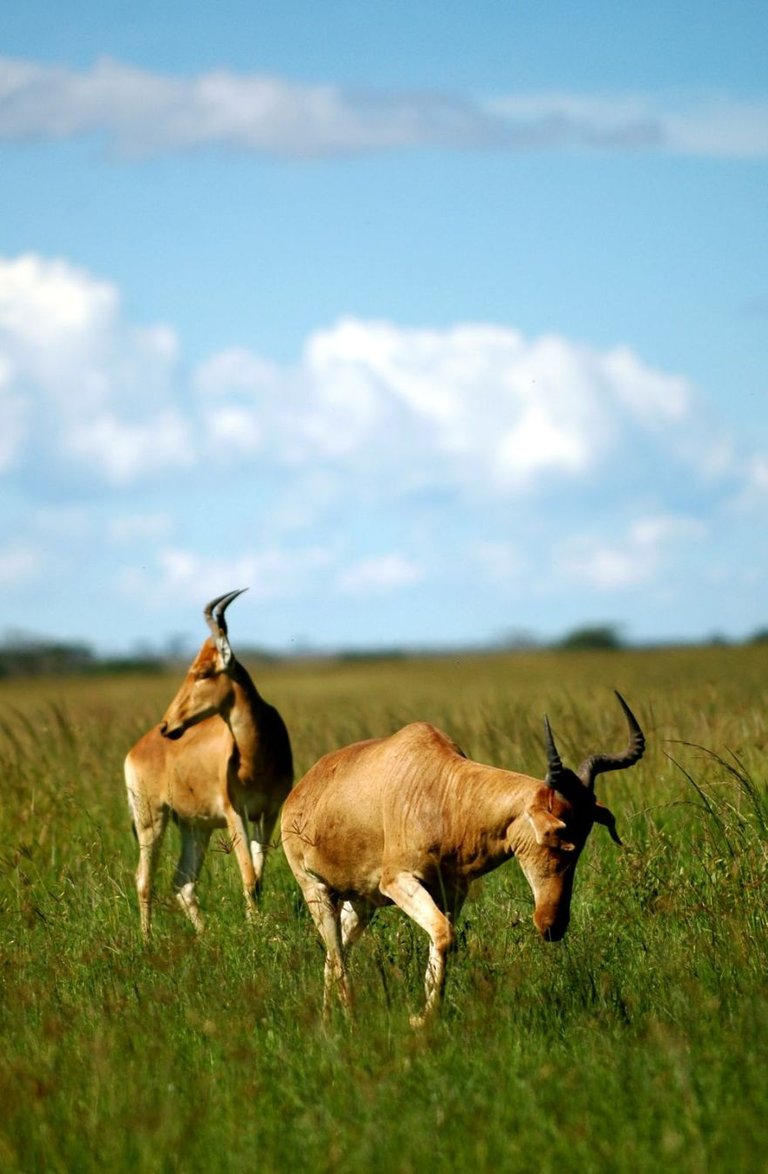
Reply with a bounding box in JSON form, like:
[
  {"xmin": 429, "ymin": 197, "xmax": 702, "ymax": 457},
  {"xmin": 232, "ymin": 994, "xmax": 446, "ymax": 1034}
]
[
  {"xmin": 125, "ymin": 589, "xmax": 293, "ymax": 938},
  {"xmin": 281, "ymin": 692, "xmax": 644, "ymax": 1024}
]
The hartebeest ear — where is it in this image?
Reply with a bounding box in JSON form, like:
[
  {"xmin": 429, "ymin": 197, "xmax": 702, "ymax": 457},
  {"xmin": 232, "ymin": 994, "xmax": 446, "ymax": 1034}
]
[
  {"xmin": 593, "ymin": 802, "xmax": 623, "ymax": 845},
  {"xmin": 213, "ymin": 632, "xmax": 235, "ymax": 670},
  {"xmin": 525, "ymin": 804, "xmax": 576, "ymax": 852}
]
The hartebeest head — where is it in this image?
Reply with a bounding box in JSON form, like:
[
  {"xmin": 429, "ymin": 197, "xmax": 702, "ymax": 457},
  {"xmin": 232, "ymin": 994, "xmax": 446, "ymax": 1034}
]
[
  {"xmin": 160, "ymin": 589, "xmax": 247, "ymax": 740},
  {"xmin": 518, "ymin": 691, "xmax": 645, "ymax": 941}
]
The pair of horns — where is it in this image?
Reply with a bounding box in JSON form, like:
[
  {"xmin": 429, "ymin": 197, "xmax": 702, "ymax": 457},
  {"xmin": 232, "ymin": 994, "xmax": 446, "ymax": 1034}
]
[
  {"xmin": 544, "ymin": 691, "xmax": 645, "ymax": 799},
  {"xmin": 203, "ymin": 588, "xmax": 247, "ymax": 665},
  {"xmin": 203, "ymin": 588, "xmax": 247, "ymax": 638}
]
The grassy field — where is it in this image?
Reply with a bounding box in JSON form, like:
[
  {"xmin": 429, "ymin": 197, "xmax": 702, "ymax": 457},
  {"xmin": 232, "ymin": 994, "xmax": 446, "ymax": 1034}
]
[{"xmin": 0, "ymin": 644, "xmax": 766, "ymax": 1173}]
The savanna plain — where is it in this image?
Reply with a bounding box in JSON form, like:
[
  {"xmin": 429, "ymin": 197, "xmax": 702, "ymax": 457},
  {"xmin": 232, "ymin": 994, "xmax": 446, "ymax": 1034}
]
[{"xmin": 0, "ymin": 644, "xmax": 766, "ymax": 1173}]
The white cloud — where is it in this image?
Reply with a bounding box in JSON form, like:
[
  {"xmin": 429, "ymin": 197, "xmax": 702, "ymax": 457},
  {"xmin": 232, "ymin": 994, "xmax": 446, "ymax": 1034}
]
[
  {"xmin": 747, "ymin": 456, "xmax": 768, "ymax": 494},
  {"xmin": 0, "ymin": 251, "xmax": 116, "ymax": 347},
  {"xmin": 236, "ymin": 318, "xmax": 699, "ymax": 494},
  {"xmin": 205, "ymin": 406, "xmax": 264, "ymax": 454},
  {"xmin": 602, "ymin": 346, "xmax": 689, "ymax": 421},
  {"xmin": 108, "ymin": 512, "xmax": 173, "ymax": 544},
  {"xmin": 0, "ymin": 56, "xmax": 766, "ymax": 159},
  {"xmin": 337, "ymin": 553, "xmax": 426, "ymax": 596},
  {"xmin": 487, "ymin": 91, "xmax": 768, "ymax": 158},
  {"xmin": 0, "ymin": 253, "xmax": 726, "ymax": 505},
  {"xmin": 662, "ymin": 95, "xmax": 768, "ymax": 158},
  {"xmin": 63, "ymin": 410, "xmax": 193, "ymax": 486},
  {"xmin": 470, "ymin": 541, "xmax": 530, "ymax": 585},
  {"xmin": 562, "ymin": 515, "xmax": 706, "ymax": 590},
  {"xmin": 0, "ymin": 379, "xmax": 26, "ymax": 472},
  {"xmin": 0, "ymin": 253, "xmax": 185, "ymax": 483},
  {"xmin": 193, "ymin": 348, "xmax": 278, "ymax": 398},
  {"xmin": 0, "ymin": 543, "xmax": 41, "ymax": 586},
  {"xmin": 118, "ymin": 544, "xmax": 334, "ymax": 608},
  {"xmin": 33, "ymin": 506, "xmax": 93, "ymax": 541},
  {"xmin": 0, "ymin": 243, "xmax": 759, "ymax": 646},
  {"xmin": 726, "ymin": 454, "xmax": 768, "ymax": 513}
]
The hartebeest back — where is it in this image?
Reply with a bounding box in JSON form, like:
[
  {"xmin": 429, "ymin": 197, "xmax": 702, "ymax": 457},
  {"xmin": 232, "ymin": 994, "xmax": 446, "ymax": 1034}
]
[
  {"xmin": 125, "ymin": 589, "xmax": 293, "ymax": 937},
  {"xmin": 281, "ymin": 692, "xmax": 644, "ymax": 1024}
]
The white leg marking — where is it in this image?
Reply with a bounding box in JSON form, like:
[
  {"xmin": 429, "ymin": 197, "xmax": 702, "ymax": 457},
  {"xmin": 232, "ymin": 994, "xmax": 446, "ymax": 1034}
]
[{"xmin": 173, "ymin": 824, "xmax": 211, "ymax": 933}]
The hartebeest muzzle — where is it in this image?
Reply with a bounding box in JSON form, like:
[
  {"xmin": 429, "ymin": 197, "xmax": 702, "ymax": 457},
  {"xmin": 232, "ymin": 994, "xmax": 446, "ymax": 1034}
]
[{"xmin": 534, "ymin": 906, "xmax": 570, "ymax": 942}]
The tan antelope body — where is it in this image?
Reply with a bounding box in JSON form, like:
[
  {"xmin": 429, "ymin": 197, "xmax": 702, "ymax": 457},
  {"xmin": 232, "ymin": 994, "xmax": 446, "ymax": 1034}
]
[
  {"xmin": 125, "ymin": 590, "xmax": 293, "ymax": 937},
  {"xmin": 281, "ymin": 693, "xmax": 644, "ymax": 1024}
]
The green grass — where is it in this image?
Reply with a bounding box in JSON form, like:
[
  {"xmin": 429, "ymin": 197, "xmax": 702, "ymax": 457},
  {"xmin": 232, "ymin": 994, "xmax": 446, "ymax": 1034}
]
[{"xmin": 0, "ymin": 645, "xmax": 766, "ymax": 1172}]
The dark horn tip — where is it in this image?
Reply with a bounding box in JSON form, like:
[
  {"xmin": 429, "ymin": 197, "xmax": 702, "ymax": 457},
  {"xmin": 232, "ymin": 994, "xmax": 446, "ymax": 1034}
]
[
  {"xmin": 619, "ymin": 689, "xmax": 645, "ymax": 736},
  {"xmin": 204, "ymin": 587, "xmax": 249, "ymax": 617},
  {"xmin": 613, "ymin": 689, "xmax": 637, "ymax": 718}
]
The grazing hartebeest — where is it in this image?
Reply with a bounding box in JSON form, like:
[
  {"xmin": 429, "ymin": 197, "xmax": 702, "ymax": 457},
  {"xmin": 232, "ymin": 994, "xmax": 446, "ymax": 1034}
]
[
  {"xmin": 125, "ymin": 589, "xmax": 293, "ymax": 938},
  {"xmin": 281, "ymin": 692, "xmax": 644, "ymax": 1024}
]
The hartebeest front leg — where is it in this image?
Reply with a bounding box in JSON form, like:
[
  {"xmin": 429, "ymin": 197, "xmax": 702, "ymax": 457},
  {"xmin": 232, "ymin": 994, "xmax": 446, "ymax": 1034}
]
[
  {"xmin": 340, "ymin": 899, "xmax": 376, "ymax": 954},
  {"xmin": 224, "ymin": 804, "xmax": 260, "ymax": 921},
  {"xmin": 379, "ymin": 870, "xmax": 456, "ymax": 1027}
]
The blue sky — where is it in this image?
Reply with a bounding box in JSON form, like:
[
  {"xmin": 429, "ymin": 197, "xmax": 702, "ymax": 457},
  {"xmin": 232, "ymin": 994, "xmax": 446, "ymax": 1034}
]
[{"xmin": 0, "ymin": 2, "xmax": 766, "ymax": 654}]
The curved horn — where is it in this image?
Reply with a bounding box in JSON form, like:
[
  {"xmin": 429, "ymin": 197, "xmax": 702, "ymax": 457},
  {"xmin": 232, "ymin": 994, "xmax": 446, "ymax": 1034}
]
[
  {"xmin": 576, "ymin": 691, "xmax": 645, "ymax": 792},
  {"xmin": 544, "ymin": 715, "xmax": 584, "ymax": 805},
  {"xmin": 544, "ymin": 715, "xmax": 565, "ymax": 786},
  {"xmin": 203, "ymin": 588, "xmax": 248, "ymax": 639}
]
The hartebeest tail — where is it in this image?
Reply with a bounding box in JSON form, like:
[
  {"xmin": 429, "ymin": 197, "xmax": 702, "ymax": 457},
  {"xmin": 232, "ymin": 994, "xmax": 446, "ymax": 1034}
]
[
  {"xmin": 125, "ymin": 589, "xmax": 293, "ymax": 938},
  {"xmin": 281, "ymin": 691, "xmax": 644, "ymax": 1025}
]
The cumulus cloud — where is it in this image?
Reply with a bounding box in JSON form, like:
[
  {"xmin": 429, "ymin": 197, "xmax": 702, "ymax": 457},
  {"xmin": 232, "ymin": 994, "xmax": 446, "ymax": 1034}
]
[
  {"xmin": 0, "ymin": 252, "xmax": 714, "ymax": 504},
  {"xmin": 562, "ymin": 515, "xmax": 706, "ymax": 590},
  {"xmin": 2, "ymin": 248, "xmax": 761, "ymax": 647},
  {"xmin": 0, "ymin": 56, "xmax": 766, "ymax": 159},
  {"xmin": 198, "ymin": 317, "xmax": 697, "ymax": 497},
  {"xmin": 64, "ymin": 410, "xmax": 194, "ymax": 484},
  {"xmin": 0, "ymin": 249, "xmax": 762, "ymax": 645},
  {"xmin": 0, "ymin": 253, "xmax": 188, "ymax": 484}
]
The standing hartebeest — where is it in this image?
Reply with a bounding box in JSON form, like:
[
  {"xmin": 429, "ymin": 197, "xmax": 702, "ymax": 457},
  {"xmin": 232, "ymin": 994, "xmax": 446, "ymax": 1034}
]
[
  {"xmin": 125, "ymin": 589, "xmax": 293, "ymax": 938},
  {"xmin": 281, "ymin": 692, "xmax": 644, "ymax": 1025}
]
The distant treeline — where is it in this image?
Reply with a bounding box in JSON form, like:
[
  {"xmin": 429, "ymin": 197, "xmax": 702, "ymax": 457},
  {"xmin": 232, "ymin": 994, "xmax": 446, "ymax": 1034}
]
[
  {"xmin": 0, "ymin": 623, "xmax": 766, "ymax": 679},
  {"xmin": 0, "ymin": 638, "xmax": 163, "ymax": 679}
]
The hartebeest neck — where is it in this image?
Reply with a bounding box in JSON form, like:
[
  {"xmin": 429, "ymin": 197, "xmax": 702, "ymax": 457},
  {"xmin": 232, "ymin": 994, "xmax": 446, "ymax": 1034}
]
[
  {"xmin": 446, "ymin": 758, "xmax": 550, "ymax": 872},
  {"xmin": 221, "ymin": 664, "xmax": 268, "ymax": 769}
]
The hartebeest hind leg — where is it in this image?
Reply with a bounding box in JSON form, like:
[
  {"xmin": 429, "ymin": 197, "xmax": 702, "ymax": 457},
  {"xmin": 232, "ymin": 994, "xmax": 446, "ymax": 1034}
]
[
  {"xmin": 379, "ymin": 870, "xmax": 457, "ymax": 1027},
  {"xmin": 174, "ymin": 822, "xmax": 212, "ymax": 933},
  {"xmin": 296, "ymin": 876, "xmax": 352, "ymax": 1017},
  {"xmin": 130, "ymin": 799, "xmax": 169, "ymax": 941},
  {"xmin": 248, "ymin": 811, "xmax": 277, "ymax": 900}
]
